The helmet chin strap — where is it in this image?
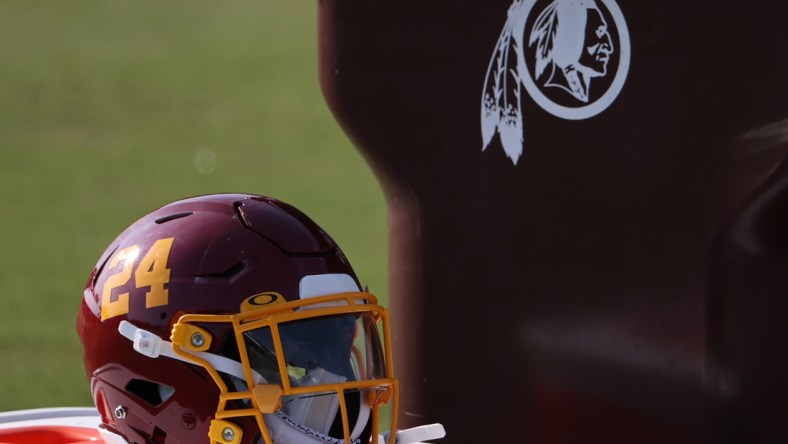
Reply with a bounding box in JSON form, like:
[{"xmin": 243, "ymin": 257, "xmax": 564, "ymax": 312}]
[
  {"xmin": 280, "ymin": 367, "xmax": 371, "ymax": 440},
  {"xmin": 117, "ymin": 321, "xmax": 264, "ymax": 383},
  {"xmin": 379, "ymin": 424, "xmax": 447, "ymax": 444},
  {"xmin": 264, "ymin": 413, "xmax": 446, "ymax": 444},
  {"xmin": 264, "ymin": 411, "xmax": 361, "ymax": 444}
]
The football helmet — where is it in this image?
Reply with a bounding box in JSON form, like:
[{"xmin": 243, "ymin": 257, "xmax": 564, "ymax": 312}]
[{"xmin": 77, "ymin": 194, "xmax": 403, "ymax": 444}]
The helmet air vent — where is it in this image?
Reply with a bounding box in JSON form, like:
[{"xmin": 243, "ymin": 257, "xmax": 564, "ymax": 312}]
[
  {"xmin": 234, "ymin": 198, "xmax": 334, "ymax": 255},
  {"xmin": 154, "ymin": 212, "xmax": 194, "ymax": 224},
  {"xmin": 195, "ymin": 261, "xmax": 246, "ymax": 281}
]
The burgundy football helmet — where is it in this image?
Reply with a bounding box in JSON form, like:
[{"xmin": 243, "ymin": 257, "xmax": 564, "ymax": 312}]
[{"xmin": 77, "ymin": 194, "xmax": 399, "ymax": 444}]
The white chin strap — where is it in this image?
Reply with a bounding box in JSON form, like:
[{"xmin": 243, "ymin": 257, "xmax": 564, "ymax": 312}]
[
  {"xmin": 272, "ymin": 367, "xmax": 372, "ymax": 442},
  {"xmin": 284, "ymin": 367, "xmax": 371, "ymax": 438},
  {"xmin": 265, "ymin": 411, "xmax": 361, "ymax": 444},
  {"xmin": 379, "ymin": 424, "xmax": 447, "ymax": 444},
  {"xmin": 117, "ymin": 320, "xmax": 264, "ymax": 383}
]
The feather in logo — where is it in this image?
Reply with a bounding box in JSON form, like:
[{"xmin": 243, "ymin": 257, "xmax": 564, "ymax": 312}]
[{"xmin": 481, "ymin": 0, "xmax": 630, "ymax": 165}]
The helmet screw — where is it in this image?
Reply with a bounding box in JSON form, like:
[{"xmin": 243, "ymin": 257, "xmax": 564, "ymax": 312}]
[
  {"xmin": 113, "ymin": 406, "xmax": 127, "ymax": 419},
  {"xmin": 190, "ymin": 332, "xmax": 206, "ymax": 348},
  {"xmin": 182, "ymin": 412, "xmax": 196, "ymax": 429},
  {"xmin": 222, "ymin": 427, "xmax": 235, "ymax": 442}
]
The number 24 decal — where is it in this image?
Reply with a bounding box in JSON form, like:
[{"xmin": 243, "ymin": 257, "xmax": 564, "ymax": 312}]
[{"xmin": 101, "ymin": 238, "xmax": 175, "ymax": 321}]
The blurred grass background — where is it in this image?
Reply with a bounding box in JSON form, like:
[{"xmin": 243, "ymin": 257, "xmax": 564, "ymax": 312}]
[{"xmin": 0, "ymin": 0, "xmax": 387, "ymax": 410}]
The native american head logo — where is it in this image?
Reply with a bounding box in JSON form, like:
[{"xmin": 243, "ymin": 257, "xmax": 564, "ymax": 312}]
[{"xmin": 481, "ymin": 0, "xmax": 630, "ymax": 165}]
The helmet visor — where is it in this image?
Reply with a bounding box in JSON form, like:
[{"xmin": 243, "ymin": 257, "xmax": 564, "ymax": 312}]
[{"xmin": 243, "ymin": 312, "xmax": 388, "ymax": 388}]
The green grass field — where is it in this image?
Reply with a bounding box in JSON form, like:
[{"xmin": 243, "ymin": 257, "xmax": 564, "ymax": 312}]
[{"xmin": 0, "ymin": 1, "xmax": 387, "ymax": 410}]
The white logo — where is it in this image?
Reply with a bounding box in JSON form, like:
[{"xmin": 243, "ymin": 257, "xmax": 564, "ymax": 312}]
[{"xmin": 481, "ymin": 0, "xmax": 630, "ymax": 165}]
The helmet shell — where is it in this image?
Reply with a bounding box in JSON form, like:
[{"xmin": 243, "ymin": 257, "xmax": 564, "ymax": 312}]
[{"xmin": 77, "ymin": 194, "xmax": 359, "ymax": 444}]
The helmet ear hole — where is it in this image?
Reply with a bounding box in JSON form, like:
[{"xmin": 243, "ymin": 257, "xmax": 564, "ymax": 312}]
[{"xmin": 125, "ymin": 379, "xmax": 175, "ymax": 407}]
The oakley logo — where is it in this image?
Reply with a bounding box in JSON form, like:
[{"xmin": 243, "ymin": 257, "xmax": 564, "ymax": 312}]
[{"xmin": 241, "ymin": 292, "xmax": 285, "ymax": 312}]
